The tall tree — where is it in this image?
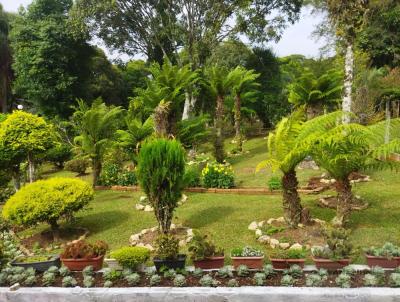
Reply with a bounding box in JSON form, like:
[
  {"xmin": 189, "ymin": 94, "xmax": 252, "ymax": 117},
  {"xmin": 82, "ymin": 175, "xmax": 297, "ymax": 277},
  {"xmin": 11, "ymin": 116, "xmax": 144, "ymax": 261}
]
[{"xmin": 0, "ymin": 4, "xmax": 12, "ymax": 113}]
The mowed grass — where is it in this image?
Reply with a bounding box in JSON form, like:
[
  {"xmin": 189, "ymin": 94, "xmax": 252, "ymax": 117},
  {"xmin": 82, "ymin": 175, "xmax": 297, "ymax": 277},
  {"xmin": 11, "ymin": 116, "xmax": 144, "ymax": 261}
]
[{"xmin": 11, "ymin": 136, "xmax": 400, "ymax": 263}]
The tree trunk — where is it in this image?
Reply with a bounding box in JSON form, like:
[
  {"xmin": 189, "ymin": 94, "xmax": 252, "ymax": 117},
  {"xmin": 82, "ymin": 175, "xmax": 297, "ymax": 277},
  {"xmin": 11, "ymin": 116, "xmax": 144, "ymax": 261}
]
[
  {"xmin": 385, "ymin": 98, "xmax": 391, "ymax": 144},
  {"xmin": 234, "ymin": 94, "xmax": 243, "ymax": 152},
  {"xmin": 92, "ymin": 158, "xmax": 102, "ymax": 187},
  {"xmin": 27, "ymin": 153, "xmax": 35, "ymax": 183},
  {"xmin": 306, "ymin": 103, "xmax": 323, "ymax": 120},
  {"xmin": 332, "ymin": 178, "xmax": 353, "ymax": 227},
  {"xmin": 49, "ymin": 219, "xmax": 60, "ymax": 242},
  {"xmin": 0, "ymin": 74, "xmax": 7, "ymax": 113},
  {"xmin": 281, "ymin": 169, "xmax": 303, "ymax": 228},
  {"xmin": 342, "ymin": 42, "xmax": 354, "ymax": 124},
  {"xmin": 12, "ymin": 165, "xmax": 21, "ymax": 191},
  {"xmin": 214, "ymin": 95, "xmax": 225, "ymax": 163},
  {"xmin": 182, "ymin": 92, "xmax": 197, "ymax": 120},
  {"xmin": 153, "ymin": 199, "xmax": 172, "ymax": 234}
]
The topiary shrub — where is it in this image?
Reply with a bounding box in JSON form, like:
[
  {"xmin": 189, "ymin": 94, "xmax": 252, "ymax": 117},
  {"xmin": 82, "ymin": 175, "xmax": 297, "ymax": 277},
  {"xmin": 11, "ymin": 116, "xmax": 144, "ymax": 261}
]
[
  {"xmin": 137, "ymin": 139, "xmax": 186, "ymax": 233},
  {"xmin": 110, "ymin": 246, "xmax": 150, "ymax": 269},
  {"xmin": 201, "ymin": 162, "xmax": 235, "ymax": 188},
  {"xmin": 46, "ymin": 144, "xmax": 72, "ymax": 169},
  {"xmin": 2, "ymin": 178, "xmax": 93, "ymax": 235},
  {"xmin": 65, "ymin": 158, "xmax": 90, "ymax": 176}
]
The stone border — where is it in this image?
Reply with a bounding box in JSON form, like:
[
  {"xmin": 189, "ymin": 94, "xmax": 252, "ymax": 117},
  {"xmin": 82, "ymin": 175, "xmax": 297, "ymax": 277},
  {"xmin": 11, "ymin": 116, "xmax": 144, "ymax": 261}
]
[{"xmin": 1, "ymin": 286, "xmax": 400, "ymax": 302}]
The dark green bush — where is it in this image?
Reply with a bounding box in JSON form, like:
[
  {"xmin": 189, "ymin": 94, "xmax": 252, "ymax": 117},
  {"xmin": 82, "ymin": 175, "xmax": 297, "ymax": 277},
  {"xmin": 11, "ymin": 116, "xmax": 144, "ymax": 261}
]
[
  {"xmin": 155, "ymin": 235, "xmax": 180, "ymax": 260},
  {"xmin": 99, "ymin": 163, "xmax": 138, "ymax": 186},
  {"xmin": 65, "ymin": 158, "xmax": 90, "ymax": 175},
  {"xmin": 183, "ymin": 165, "xmax": 201, "ymax": 187},
  {"xmin": 110, "ymin": 247, "xmax": 150, "ymax": 269},
  {"xmin": 267, "ymin": 176, "xmax": 282, "ymax": 191},
  {"xmin": 46, "ymin": 144, "xmax": 72, "ymax": 169},
  {"xmin": 188, "ymin": 231, "xmax": 224, "ymax": 261}
]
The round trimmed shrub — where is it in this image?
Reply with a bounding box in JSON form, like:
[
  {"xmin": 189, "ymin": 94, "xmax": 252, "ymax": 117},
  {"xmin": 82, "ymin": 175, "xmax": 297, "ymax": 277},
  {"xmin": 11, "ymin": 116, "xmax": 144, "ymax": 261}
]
[
  {"xmin": 2, "ymin": 178, "xmax": 93, "ymax": 231},
  {"xmin": 110, "ymin": 247, "xmax": 150, "ymax": 269}
]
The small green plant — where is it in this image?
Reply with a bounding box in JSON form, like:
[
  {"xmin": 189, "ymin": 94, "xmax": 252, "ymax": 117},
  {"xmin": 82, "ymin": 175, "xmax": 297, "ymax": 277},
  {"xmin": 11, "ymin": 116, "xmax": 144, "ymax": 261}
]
[
  {"xmin": 217, "ymin": 266, "xmax": 233, "ymax": 278},
  {"xmin": 231, "ymin": 246, "xmax": 264, "ymax": 257},
  {"xmin": 267, "ymin": 176, "xmax": 282, "ymax": 191},
  {"xmin": 61, "ymin": 240, "xmax": 108, "ymax": 259},
  {"xmin": 271, "ymin": 248, "xmax": 306, "ymax": 259},
  {"xmin": 335, "ymin": 273, "xmax": 351, "ymax": 288},
  {"xmin": 163, "ymin": 269, "xmax": 176, "ymax": 280},
  {"xmin": 145, "ymin": 268, "xmax": 156, "ymax": 277},
  {"xmin": 363, "ymin": 274, "xmax": 379, "ymax": 287},
  {"xmin": 110, "ymin": 246, "xmax": 150, "ymax": 269},
  {"xmin": 253, "ymin": 273, "xmax": 266, "ymax": 286},
  {"xmin": 183, "ymin": 165, "xmax": 202, "ymax": 187},
  {"xmin": 46, "ymin": 266, "xmax": 59, "ymax": 275},
  {"xmin": 124, "ymin": 273, "xmax": 141, "ymax": 286},
  {"xmin": 23, "ymin": 275, "xmax": 37, "ymax": 286},
  {"xmin": 284, "ymin": 265, "xmax": 303, "ymax": 279},
  {"xmin": 227, "ymin": 278, "xmax": 240, "ymax": 287},
  {"xmin": 59, "ymin": 266, "xmax": 70, "ymax": 277},
  {"xmin": 312, "ymin": 228, "xmax": 352, "ymax": 260},
  {"xmin": 25, "ymin": 267, "xmax": 36, "ymax": 277},
  {"xmin": 83, "ymin": 275, "xmax": 95, "ymax": 288},
  {"xmin": 261, "ymin": 225, "xmax": 285, "ymax": 236},
  {"xmin": 42, "ymin": 273, "xmax": 56, "ymax": 286},
  {"xmin": 370, "ymin": 266, "xmax": 385, "ymax": 280},
  {"xmin": 263, "ymin": 264, "xmax": 276, "ymax": 277},
  {"xmin": 62, "ymin": 276, "xmax": 77, "ymax": 287},
  {"xmin": 149, "ymin": 274, "xmax": 161, "ymax": 286},
  {"xmin": 154, "ymin": 235, "xmax": 180, "ymax": 260},
  {"xmin": 365, "ymin": 242, "xmax": 400, "ymax": 258},
  {"xmin": 394, "ymin": 267, "xmax": 400, "ymax": 274},
  {"xmin": 237, "ymin": 265, "xmax": 250, "ymax": 277},
  {"xmin": 192, "ymin": 268, "xmax": 204, "ymax": 278},
  {"xmin": 317, "ymin": 268, "xmax": 328, "ymax": 279},
  {"xmin": 199, "ymin": 274, "xmax": 219, "ymax": 287},
  {"xmin": 0, "ymin": 272, "xmax": 7, "ymax": 286},
  {"xmin": 201, "ymin": 162, "xmax": 235, "ymax": 189},
  {"xmin": 188, "ymin": 231, "xmax": 223, "ymax": 261},
  {"xmin": 389, "ymin": 273, "xmax": 400, "ymax": 287},
  {"xmin": 103, "ymin": 268, "xmax": 122, "ymax": 281},
  {"xmin": 281, "ymin": 274, "xmax": 295, "ymax": 287},
  {"xmin": 122, "ymin": 268, "xmax": 134, "ymax": 277},
  {"xmin": 82, "ymin": 265, "xmax": 94, "ymax": 276},
  {"xmin": 306, "ymin": 274, "xmax": 324, "ymax": 287},
  {"xmin": 103, "ymin": 280, "xmax": 113, "ymax": 288},
  {"xmin": 9, "ymin": 273, "xmax": 25, "ymax": 284},
  {"xmin": 173, "ymin": 274, "xmax": 187, "ymax": 287},
  {"xmin": 342, "ymin": 265, "xmax": 356, "ymax": 276}
]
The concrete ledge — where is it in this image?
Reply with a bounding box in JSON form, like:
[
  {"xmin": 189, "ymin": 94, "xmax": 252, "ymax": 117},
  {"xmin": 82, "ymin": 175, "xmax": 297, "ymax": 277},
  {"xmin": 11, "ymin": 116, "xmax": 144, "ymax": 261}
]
[{"xmin": 1, "ymin": 286, "xmax": 400, "ymax": 302}]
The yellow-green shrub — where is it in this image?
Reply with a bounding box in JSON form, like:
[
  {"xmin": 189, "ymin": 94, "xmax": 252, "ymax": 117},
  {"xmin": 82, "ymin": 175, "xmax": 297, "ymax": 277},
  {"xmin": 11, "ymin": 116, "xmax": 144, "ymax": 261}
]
[
  {"xmin": 110, "ymin": 247, "xmax": 150, "ymax": 269},
  {"xmin": 2, "ymin": 178, "xmax": 93, "ymax": 230}
]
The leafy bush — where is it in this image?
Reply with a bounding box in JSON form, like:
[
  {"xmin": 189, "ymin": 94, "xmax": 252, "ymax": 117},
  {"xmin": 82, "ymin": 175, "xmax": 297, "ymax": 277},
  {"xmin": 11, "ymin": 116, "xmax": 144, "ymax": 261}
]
[
  {"xmin": 281, "ymin": 274, "xmax": 295, "ymax": 286},
  {"xmin": 24, "ymin": 275, "xmax": 37, "ymax": 286},
  {"xmin": 363, "ymin": 274, "xmax": 379, "ymax": 287},
  {"xmin": 82, "ymin": 266, "xmax": 94, "ymax": 276},
  {"xmin": 110, "ymin": 247, "xmax": 150, "ymax": 269},
  {"xmin": 65, "ymin": 158, "xmax": 90, "ymax": 175},
  {"xmin": 237, "ymin": 265, "xmax": 250, "ymax": 277},
  {"xmin": 183, "ymin": 165, "xmax": 202, "ymax": 187},
  {"xmin": 42, "ymin": 273, "xmax": 56, "ymax": 286},
  {"xmin": 254, "ymin": 273, "xmax": 266, "ymax": 286},
  {"xmin": 365, "ymin": 242, "xmax": 400, "ymax": 258},
  {"xmin": 217, "ymin": 266, "xmax": 233, "ymax": 278},
  {"xmin": 62, "ymin": 276, "xmax": 77, "ymax": 287},
  {"xmin": 188, "ymin": 231, "xmax": 223, "ymax": 261},
  {"xmin": 284, "ymin": 265, "xmax": 303, "ymax": 279},
  {"xmin": 201, "ymin": 162, "xmax": 235, "ymax": 188},
  {"xmin": 124, "ymin": 273, "xmax": 140, "ymax": 285},
  {"xmin": 61, "ymin": 240, "xmax": 108, "ymax": 259},
  {"xmin": 227, "ymin": 278, "xmax": 239, "ymax": 287},
  {"xmin": 306, "ymin": 274, "xmax": 324, "ymax": 287},
  {"xmin": 83, "ymin": 275, "xmax": 95, "ymax": 288},
  {"xmin": 59, "ymin": 266, "xmax": 70, "ymax": 277},
  {"xmin": 137, "ymin": 139, "xmax": 186, "ymax": 233},
  {"xmin": 342, "ymin": 265, "xmax": 356, "ymax": 276},
  {"xmin": 263, "ymin": 264, "xmax": 276, "ymax": 277},
  {"xmin": 335, "ymin": 273, "xmax": 351, "ymax": 288},
  {"xmin": 99, "ymin": 163, "xmax": 137, "ymax": 186},
  {"xmin": 199, "ymin": 274, "xmax": 219, "ymax": 287},
  {"xmin": 103, "ymin": 268, "xmax": 122, "ymax": 281},
  {"xmin": 173, "ymin": 274, "xmax": 187, "ymax": 287},
  {"xmin": 2, "ymin": 178, "xmax": 93, "ymax": 231},
  {"xmin": 154, "ymin": 234, "xmax": 180, "ymax": 260},
  {"xmin": 149, "ymin": 274, "xmax": 161, "ymax": 286},
  {"xmin": 270, "ymin": 248, "xmax": 306, "ymax": 259},
  {"xmin": 231, "ymin": 246, "xmax": 264, "ymax": 257},
  {"xmin": 312, "ymin": 228, "xmax": 352, "ymax": 260},
  {"xmin": 267, "ymin": 176, "xmax": 282, "ymax": 191},
  {"xmin": 163, "ymin": 269, "xmax": 176, "ymax": 280},
  {"xmin": 46, "ymin": 144, "xmax": 72, "ymax": 169}
]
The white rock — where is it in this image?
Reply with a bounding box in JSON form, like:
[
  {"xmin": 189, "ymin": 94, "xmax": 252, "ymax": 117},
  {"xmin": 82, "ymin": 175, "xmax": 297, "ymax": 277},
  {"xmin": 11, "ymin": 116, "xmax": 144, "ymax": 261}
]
[
  {"xmin": 140, "ymin": 229, "xmax": 148, "ymax": 235},
  {"xmin": 144, "ymin": 205, "xmax": 154, "ymax": 212},
  {"xmin": 267, "ymin": 218, "xmax": 275, "ymax": 225},
  {"xmin": 270, "ymin": 238, "xmax": 280, "ymax": 248},
  {"xmin": 179, "ymin": 240, "xmax": 186, "ymax": 247},
  {"xmin": 145, "ymin": 244, "xmax": 154, "ymax": 252},
  {"xmin": 10, "ymin": 283, "xmax": 20, "ymax": 291},
  {"xmin": 298, "ymin": 223, "xmax": 304, "ymax": 228},
  {"xmin": 150, "ymin": 226, "xmax": 159, "ymax": 232},
  {"xmin": 255, "ymin": 229, "xmax": 263, "ymax": 238},
  {"xmin": 180, "ymin": 194, "xmax": 188, "ymax": 203},
  {"xmin": 289, "ymin": 243, "xmax": 303, "ymax": 250},
  {"xmin": 186, "ymin": 236, "xmax": 193, "ymax": 243},
  {"xmin": 139, "ymin": 196, "xmax": 148, "ymax": 203},
  {"xmin": 186, "ymin": 229, "xmax": 194, "ymax": 237},
  {"xmin": 129, "ymin": 234, "xmax": 141, "ymax": 242},
  {"xmin": 258, "ymin": 235, "xmax": 270, "ymax": 244},
  {"xmin": 136, "ymin": 242, "xmax": 145, "ymax": 247},
  {"xmin": 248, "ymin": 221, "xmax": 258, "ymax": 231},
  {"xmin": 170, "ymin": 223, "xmax": 176, "ymax": 230},
  {"xmin": 276, "ymin": 217, "xmax": 285, "ymax": 223},
  {"xmin": 279, "ymin": 243, "xmax": 290, "ymax": 249},
  {"xmin": 135, "ymin": 204, "xmax": 145, "ymax": 211},
  {"xmin": 258, "ymin": 221, "xmax": 265, "ymax": 227},
  {"xmin": 320, "ymin": 179, "xmax": 330, "ymax": 184},
  {"xmin": 312, "ymin": 218, "xmax": 326, "ymax": 225}
]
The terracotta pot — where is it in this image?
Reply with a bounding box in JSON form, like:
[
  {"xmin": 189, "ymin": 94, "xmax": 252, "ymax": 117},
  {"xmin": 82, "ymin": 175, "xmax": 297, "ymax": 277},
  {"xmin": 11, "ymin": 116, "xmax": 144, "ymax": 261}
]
[
  {"xmin": 270, "ymin": 258, "xmax": 305, "ymax": 270},
  {"xmin": 231, "ymin": 256, "xmax": 264, "ymax": 269},
  {"xmin": 366, "ymin": 255, "xmax": 398, "ymax": 268},
  {"xmin": 61, "ymin": 255, "xmax": 104, "ymax": 271},
  {"xmin": 193, "ymin": 256, "xmax": 225, "ymax": 269},
  {"xmin": 313, "ymin": 258, "xmax": 350, "ymax": 271}
]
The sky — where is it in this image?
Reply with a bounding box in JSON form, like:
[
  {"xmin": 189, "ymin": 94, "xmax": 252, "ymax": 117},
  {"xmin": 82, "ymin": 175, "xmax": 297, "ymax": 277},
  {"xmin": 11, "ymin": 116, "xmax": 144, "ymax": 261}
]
[{"xmin": 1, "ymin": 0, "xmax": 327, "ymax": 59}]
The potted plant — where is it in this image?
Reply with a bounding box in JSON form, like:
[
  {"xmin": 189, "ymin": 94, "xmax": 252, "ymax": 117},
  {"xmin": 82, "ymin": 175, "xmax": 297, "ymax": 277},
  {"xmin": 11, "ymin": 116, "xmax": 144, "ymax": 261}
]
[
  {"xmin": 188, "ymin": 231, "xmax": 224, "ymax": 269},
  {"xmin": 11, "ymin": 255, "xmax": 61, "ymax": 272},
  {"xmin": 364, "ymin": 242, "xmax": 400, "ymax": 268},
  {"xmin": 312, "ymin": 228, "xmax": 352, "ymax": 270},
  {"xmin": 270, "ymin": 248, "xmax": 306, "ymax": 269},
  {"xmin": 106, "ymin": 246, "xmax": 150, "ymax": 271},
  {"xmin": 60, "ymin": 240, "xmax": 108, "ymax": 271},
  {"xmin": 230, "ymin": 246, "xmax": 264, "ymax": 269},
  {"xmin": 153, "ymin": 235, "xmax": 186, "ymax": 272}
]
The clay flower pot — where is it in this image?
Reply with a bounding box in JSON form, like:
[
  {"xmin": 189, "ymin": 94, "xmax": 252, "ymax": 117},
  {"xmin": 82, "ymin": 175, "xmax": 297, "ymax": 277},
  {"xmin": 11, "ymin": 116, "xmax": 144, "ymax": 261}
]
[
  {"xmin": 231, "ymin": 256, "xmax": 264, "ymax": 269},
  {"xmin": 270, "ymin": 258, "xmax": 305, "ymax": 270},
  {"xmin": 366, "ymin": 255, "xmax": 398, "ymax": 268},
  {"xmin": 313, "ymin": 258, "xmax": 350, "ymax": 271},
  {"xmin": 193, "ymin": 256, "xmax": 225, "ymax": 269},
  {"xmin": 61, "ymin": 255, "xmax": 104, "ymax": 271}
]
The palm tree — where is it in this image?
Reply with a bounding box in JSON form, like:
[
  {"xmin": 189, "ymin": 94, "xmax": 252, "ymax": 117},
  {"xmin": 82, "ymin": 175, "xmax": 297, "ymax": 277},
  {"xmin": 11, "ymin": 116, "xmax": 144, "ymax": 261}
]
[
  {"xmin": 229, "ymin": 67, "xmax": 260, "ymax": 152},
  {"xmin": 73, "ymin": 99, "xmax": 124, "ymax": 186},
  {"xmin": 204, "ymin": 65, "xmax": 235, "ymax": 163},
  {"xmin": 288, "ymin": 69, "xmax": 342, "ymax": 120}
]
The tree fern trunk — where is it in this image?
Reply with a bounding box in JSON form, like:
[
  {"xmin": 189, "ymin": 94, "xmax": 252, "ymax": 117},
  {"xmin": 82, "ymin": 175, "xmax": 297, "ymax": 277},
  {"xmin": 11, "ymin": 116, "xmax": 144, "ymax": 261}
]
[
  {"xmin": 281, "ymin": 169, "xmax": 303, "ymax": 228},
  {"xmin": 182, "ymin": 92, "xmax": 197, "ymax": 120},
  {"xmin": 214, "ymin": 95, "xmax": 225, "ymax": 163},
  {"xmin": 332, "ymin": 178, "xmax": 353, "ymax": 227},
  {"xmin": 92, "ymin": 158, "xmax": 102, "ymax": 187},
  {"xmin": 234, "ymin": 94, "xmax": 242, "ymax": 152},
  {"xmin": 342, "ymin": 42, "xmax": 354, "ymax": 124},
  {"xmin": 27, "ymin": 152, "xmax": 35, "ymax": 183}
]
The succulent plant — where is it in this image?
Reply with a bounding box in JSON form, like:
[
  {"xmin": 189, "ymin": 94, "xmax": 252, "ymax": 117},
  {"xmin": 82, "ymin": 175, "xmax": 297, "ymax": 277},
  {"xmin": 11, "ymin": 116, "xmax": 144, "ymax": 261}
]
[
  {"xmin": 9, "ymin": 273, "xmax": 25, "ymax": 284},
  {"xmin": 394, "ymin": 267, "xmax": 400, "ymax": 274},
  {"xmin": 253, "ymin": 273, "xmax": 266, "ymax": 286},
  {"xmin": 317, "ymin": 268, "xmax": 328, "ymax": 280},
  {"xmin": 237, "ymin": 265, "xmax": 250, "ymax": 277},
  {"xmin": 12, "ymin": 266, "xmax": 25, "ymax": 275},
  {"xmin": 263, "ymin": 264, "xmax": 275, "ymax": 277},
  {"xmin": 281, "ymin": 274, "xmax": 295, "ymax": 287},
  {"xmin": 145, "ymin": 268, "xmax": 156, "ymax": 277},
  {"xmin": 25, "ymin": 267, "xmax": 36, "ymax": 277},
  {"xmin": 122, "ymin": 268, "xmax": 134, "ymax": 277},
  {"xmin": 192, "ymin": 268, "xmax": 204, "ymax": 278},
  {"xmin": 306, "ymin": 274, "xmax": 323, "ymax": 287},
  {"xmin": 103, "ymin": 268, "xmax": 121, "ymax": 281},
  {"xmin": 46, "ymin": 266, "xmax": 59, "ymax": 275},
  {"xmin": 335, "ymin": 273, "xmax": 351, "ymax": 288},
  {"xmin": 217, "ymin": 266, "xmax": 233, "ymax": 278},
  {"xmin": 82, "ymin": 265, "xmax": 94, "ymax": 276},
  {"xmin": 342, "ymin": 266, "xmax": 355, "ymax": 276},
  {"xmin": 199, "ymin": 274, "xmax": 219, "ymax": 287},
  {"xmin": 364, "ymin": 274, "xmax": 379, "ymax": 287},
  {"xmin": 389, "ymin": 273, "xmax": 400, "ymax": 287},
  {"xmin": 125, "ymin": 273, "xmax": 140, "ymax": 286},
  {"xmin": 173, "ymin": 274, "xmax": 187, "ymax": 287},
  {"xmin": 0, "ymin": 272, "xmax": 7, "ymax": 286},
  {"xmin": 103, "ymin": 280, "xmax": 113, "ymax": 288},
  {"xmin": 83, "ymin": 275, "xmax": 95, "ymax": 288},
  {"xmin": 370, "ymin": 266, "xmax": 385, "ymax": 282},
  {"xmin": 42, "ymin": 272, "xmax": 56, "ymax": 286},
  {"xmin": 62, "ymin": 276, "xmax": 77, "ymax": 287},
  {"xmin": 284, "ymin": 265, "xmax": 303, "ymax": 279},
  {"xmin": 59, "ymin": 266, "xmax": 70, "ymax": 277},
  {"xmin": 23, "ymin": 275, "xmax": 37, "ymax": 286},
  {"xmin": 227, "ymin": 278, "xmax": 240, "ymax": 287},
  {"xmin": 163, "ymin": 269, "xmax": 176, "ymax": 280},
  {"xmin": 149, "ymin": 274, "xmax": 161, "ymax": 286}
]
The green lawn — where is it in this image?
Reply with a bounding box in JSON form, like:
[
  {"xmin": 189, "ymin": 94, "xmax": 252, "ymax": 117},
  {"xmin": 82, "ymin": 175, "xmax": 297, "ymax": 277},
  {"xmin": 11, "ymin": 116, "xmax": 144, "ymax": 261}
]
[{"xmin": 11, "ymin": 136, "xmax": 400, "ymax": 263}]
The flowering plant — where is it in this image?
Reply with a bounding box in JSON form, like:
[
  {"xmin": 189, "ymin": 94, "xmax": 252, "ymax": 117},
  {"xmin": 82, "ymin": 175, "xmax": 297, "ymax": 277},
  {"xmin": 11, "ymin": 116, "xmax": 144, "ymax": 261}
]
[{"xmin": 201, "ymin": 162, "xmax": 235, "ymax": 188}]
